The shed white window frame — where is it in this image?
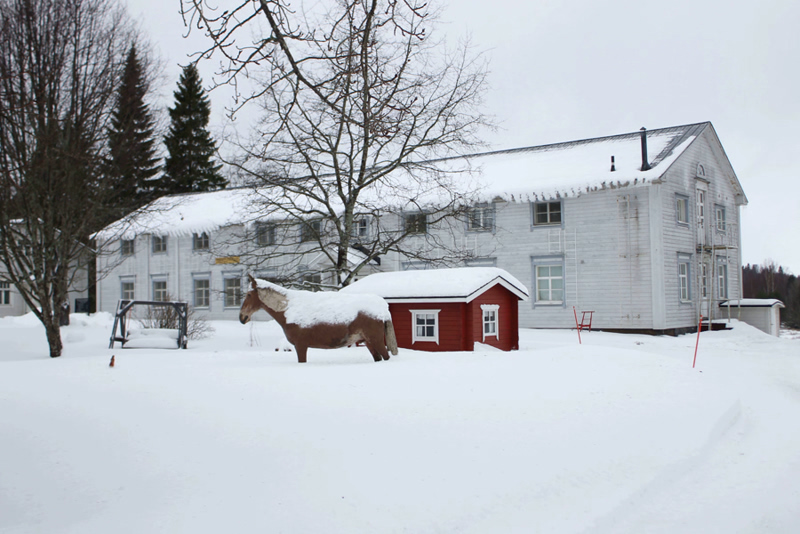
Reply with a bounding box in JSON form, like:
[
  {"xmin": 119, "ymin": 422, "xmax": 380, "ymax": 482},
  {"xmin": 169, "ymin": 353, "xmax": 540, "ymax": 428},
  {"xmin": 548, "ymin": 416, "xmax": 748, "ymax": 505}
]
[
  {"xmin": 223, "ymin": 273, "xmax": 243, "ymax": 308},
  {"xmin": 120, "ymin": 277, "xmax": 135, "ymax": 301},
  {"xmin": 676, "ymin": 194, "xmax": 689, "ymax": 225},
  {"xmin": 120, "ymin": 238, "xmax": 135, "ymax": 256},
  {"xmin": 481, "ymin": 304, "xmax": 500, "ymax": 341},
  {"xmin": 152, "ymin": 235, "xmax": 168, "ymax": 254},
  {"xmin": 193, "ymin": 232, "xmax": 209, "ymax": 251},
  {"xmin": 678, "ymin": 255, "xmax": 691, "ymax": 303},
  {"xmin": 411, "ymin": 309, "xmax": 440, "ymax": 344},
  {"xmin": 0, "ymin": 281, "xmax": 12, "ymax": 306},
  {"xmin": 532, "ymin": 201, "xmax": 562, "ymax": 226},
  {"xmin": 193, "ymin": 275, "xmax": 211, "ymax": 309},
  {"xmin": 151, "ymin": 277, "xmax": 168, "ymax": 302}
]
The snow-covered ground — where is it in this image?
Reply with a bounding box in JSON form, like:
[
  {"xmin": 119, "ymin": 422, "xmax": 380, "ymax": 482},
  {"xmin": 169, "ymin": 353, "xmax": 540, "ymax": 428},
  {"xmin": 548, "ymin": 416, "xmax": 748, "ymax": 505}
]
[{"xmin": 1, "ymin": 313, "xmax": 798, "ymax": 533}]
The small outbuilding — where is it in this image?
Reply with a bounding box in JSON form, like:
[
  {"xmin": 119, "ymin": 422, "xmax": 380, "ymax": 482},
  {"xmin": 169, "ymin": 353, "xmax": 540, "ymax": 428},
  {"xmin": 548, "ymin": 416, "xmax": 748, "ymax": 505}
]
[
  {"xmin": 719, "ymin": 299, "xmax": 785, "ymax": 337},
  {"xmin": 341, "ymin": 267, "xmax": 529, "ymax": 352}
]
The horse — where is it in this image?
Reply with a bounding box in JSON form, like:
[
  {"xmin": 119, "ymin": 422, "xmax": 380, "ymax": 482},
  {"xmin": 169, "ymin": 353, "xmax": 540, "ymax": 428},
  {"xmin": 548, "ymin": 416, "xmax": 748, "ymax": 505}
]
[{"xmin": 239, "ymin": 274, "xmax": 399, "ymax": 363}]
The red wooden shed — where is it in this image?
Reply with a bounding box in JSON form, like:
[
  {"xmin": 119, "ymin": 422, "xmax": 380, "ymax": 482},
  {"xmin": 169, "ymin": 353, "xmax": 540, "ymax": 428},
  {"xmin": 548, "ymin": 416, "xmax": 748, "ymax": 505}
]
[{"xmin": 341, "ymin": 267, "xmax": 529, "ymax": 352}]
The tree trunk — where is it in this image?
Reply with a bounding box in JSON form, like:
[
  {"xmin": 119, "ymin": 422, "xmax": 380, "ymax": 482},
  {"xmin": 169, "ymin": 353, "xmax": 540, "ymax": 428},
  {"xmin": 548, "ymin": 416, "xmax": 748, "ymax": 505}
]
[{"xmin": 44, "ymin": 319, "xmax": 64, "ymax": 358}]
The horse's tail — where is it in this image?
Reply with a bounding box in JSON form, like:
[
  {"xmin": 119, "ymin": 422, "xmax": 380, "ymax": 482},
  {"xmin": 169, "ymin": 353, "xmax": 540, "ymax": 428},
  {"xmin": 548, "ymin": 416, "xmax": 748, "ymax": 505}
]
[{"xmin": 384, "ymin": 320, "xmax": 399, "ymax": 355}]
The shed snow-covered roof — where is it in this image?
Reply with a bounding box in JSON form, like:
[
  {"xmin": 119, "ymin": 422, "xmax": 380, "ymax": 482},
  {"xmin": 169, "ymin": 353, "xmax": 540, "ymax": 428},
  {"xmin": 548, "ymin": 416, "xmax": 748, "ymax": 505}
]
[
  {"xmin": 720, "ymin": 299, "xmax": 785, "ymax": 308},
  {"xmin": 340, "ymin": 267, "xmax": 529, "ymax": 303},
  {"xmin": 97, "ymin": 122, "xmax": 711, "ymax": 240}
]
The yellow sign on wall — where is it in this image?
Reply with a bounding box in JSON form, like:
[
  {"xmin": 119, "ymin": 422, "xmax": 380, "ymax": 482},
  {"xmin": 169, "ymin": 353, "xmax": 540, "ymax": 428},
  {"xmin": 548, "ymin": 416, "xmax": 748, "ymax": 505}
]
[{"xmin": 214, "ymin": 256, "xmax": 240, "ymax": 265}]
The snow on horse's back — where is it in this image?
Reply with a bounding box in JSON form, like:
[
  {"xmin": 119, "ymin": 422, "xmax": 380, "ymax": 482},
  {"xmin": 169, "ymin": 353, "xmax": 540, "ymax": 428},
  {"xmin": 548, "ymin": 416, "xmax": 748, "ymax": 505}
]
[{"xmin": 239, "ymin": 275, "xmax": 398, "ymax": 363}]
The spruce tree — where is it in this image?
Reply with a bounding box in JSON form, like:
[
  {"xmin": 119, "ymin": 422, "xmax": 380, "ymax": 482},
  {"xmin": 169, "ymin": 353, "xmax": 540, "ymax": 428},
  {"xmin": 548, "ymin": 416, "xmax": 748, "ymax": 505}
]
[
  {"xmin": 107, "ymin": 44, "xmax": 160, "ymax": 213},
  {"xmin": 161, "ymin": 64, "xmax": 226, "ymax": 194}
]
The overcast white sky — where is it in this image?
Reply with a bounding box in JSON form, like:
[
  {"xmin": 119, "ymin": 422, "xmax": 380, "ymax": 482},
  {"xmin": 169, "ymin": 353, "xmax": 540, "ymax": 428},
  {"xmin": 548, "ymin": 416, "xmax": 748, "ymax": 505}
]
[{"xmin": 127, "ymin": 0, "xmax": 800, "ymax": 274}]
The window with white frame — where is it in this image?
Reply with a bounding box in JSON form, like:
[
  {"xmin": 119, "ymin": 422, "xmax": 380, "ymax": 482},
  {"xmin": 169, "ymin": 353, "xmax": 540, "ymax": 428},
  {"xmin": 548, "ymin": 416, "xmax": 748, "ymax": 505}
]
[
  {"xmin": 256, "ymin": 223, "xmax": 276, "ymax": 246},
  {"xmin": 534, "ymin": 262, "xmax": 564, "ymax": 304},
  {"xmin": 715, "ymin": 205, "xmax": 726, "ymax": 232},
  {"xmin": 678, "ymin": 257, "xmax": 691, "ymax": 302},
  {"xmin": 411, "ymin": 309, "xmax": 439, "ymax": 344},
  {"xmin": 121, "ymin": 238, "xmax": 135, "ymax": 256},
  {"xmin": 676, "ymin": 195, "xmax": 689, "ymax": 225},
  {"xmin": 193, "ymin": 232, "xmax": 209, "ymax": 250},
  {"xmin": 717, "ymin": 258, "xmax": 728, "ymax": 299},
  {"xmin": 468, "ymin": 205, "xmax": 494, "ymax": 232},
  {"xmin": 405, "ymin": 212, "xmax": 428, "ymax": 235},
  {"xmin": 152, "ymin": 235, "xmax": 167, "ymax": 254},
  {"xmin": 0, "ymin": 281, "xmax": 11, "ymax": 305},
  {"xmin": 120, "ymin": 279, "xmax": 135, "ymax": 301},
  {"xmin": 351, "ymin": 217, "xmax": 369, "ymax": 240},
  {"xmin": 152, "ymin": 279, "xmax": 168, "ymax": 302},
  {"xmin": 224, "ymin": 276, "xmax": 242, "ymax": 307},
  {"xmin": 481, "ymin": 304, "xmax": 499, "ymax": 340},
  {"xmin": 300, "ymin": 220, "xmax": 321, "ymax": 243},
  {"xmin": 194, "ymin": 278, "xmax": 210, "ymax": 308},
  {"xmin": 532, "ymin": 201, "xmax": 562, "ymax": 226}
]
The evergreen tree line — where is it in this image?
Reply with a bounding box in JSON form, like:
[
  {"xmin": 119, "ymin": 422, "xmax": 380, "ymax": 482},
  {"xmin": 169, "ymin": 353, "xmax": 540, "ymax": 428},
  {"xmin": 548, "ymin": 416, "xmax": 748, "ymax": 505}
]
[
  {"xmin": 742, "ymin": 261, "xmax": 800, "ymax": 329},
  {"xmin": 106, "ymin": 47, "xmax": 226, "ymax": 222}
]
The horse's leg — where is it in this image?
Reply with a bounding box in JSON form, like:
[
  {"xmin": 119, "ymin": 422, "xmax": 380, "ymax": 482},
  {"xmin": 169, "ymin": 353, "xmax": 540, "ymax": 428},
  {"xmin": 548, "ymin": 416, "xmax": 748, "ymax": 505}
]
[
  {"xmin": 363, "ymin": 342, "xmax": 383, "ymax": 362},
  {"xmin": 296, "ymin": 345, "xmax": 308, "ymax": 363},
  {"xmin": 365, "ymin": 340, "xmax": 389, "ymax": 362}
]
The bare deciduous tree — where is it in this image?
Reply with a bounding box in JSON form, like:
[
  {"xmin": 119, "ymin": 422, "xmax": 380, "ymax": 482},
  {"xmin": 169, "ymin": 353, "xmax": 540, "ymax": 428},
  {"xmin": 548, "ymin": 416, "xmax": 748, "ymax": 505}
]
[
  {"xmin": 0, "ymin": 0, "xmax": 138, "ymax": 357},
  {"xmin": 181, "ymin": 0, "xmax": 491, "ymax": 286}
]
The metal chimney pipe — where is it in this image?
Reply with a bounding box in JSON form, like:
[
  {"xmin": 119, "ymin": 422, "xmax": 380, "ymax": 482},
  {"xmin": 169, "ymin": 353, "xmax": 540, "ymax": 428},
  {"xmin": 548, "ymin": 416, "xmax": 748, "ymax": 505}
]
[
  {"xmin": 640, "ymin": 127, "xmax": 651, "ymax": 171},
  {"xmin": 610, "ymin": 155, "xmax": 616, "ymax": 172}
]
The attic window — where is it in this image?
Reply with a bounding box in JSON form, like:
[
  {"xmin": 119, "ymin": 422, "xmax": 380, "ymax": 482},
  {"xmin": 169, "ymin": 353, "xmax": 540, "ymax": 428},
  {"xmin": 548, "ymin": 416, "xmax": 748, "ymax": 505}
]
[{"xmin": 533, "ymin": 201, "xmax": 562, "ymax": 226}]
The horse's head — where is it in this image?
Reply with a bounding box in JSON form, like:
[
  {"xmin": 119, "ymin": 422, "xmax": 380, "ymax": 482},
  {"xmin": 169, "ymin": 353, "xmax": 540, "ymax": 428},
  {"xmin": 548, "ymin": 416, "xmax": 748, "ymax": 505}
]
[{"xmin": 239, "ymin": 274, "xmax": 289, "ymax": 324}]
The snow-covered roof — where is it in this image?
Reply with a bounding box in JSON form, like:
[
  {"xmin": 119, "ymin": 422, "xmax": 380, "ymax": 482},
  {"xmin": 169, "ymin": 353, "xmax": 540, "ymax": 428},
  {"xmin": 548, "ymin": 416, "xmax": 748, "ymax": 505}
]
[
  {"xmin": 457, "ymin": 122, "xmax": 704, "ymax": 202},
  {"xmin": 96, "ymin": 123, "xmax": 708, "ymax": 240},
  {"xmin": 340, "ymin": 267, "xmax": 529, "ymax": 302},
  {"xmin": 720, "ymin": 299, "xmax": 785, "ymax": 308}
]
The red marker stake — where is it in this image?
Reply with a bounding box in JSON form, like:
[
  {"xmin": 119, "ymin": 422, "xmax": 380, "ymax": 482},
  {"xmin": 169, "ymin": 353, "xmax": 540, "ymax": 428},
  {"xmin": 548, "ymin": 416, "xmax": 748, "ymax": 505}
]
[{"xmin": 692, "ymin": 316, "xmax": 703, "ymax": 369}]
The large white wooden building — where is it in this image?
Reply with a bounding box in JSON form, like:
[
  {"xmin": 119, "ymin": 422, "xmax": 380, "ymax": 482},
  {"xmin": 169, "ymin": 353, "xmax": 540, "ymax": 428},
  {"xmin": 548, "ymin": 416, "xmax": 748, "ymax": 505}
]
[{"xmin": 96, "ymin": 122, "xmax": 746, "ymax": 334}]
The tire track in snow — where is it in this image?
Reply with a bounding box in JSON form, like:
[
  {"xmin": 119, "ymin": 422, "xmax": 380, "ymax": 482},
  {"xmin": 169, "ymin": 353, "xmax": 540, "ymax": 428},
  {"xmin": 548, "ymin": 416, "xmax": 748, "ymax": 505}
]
[{"xmin": 583, "ymin": 399, "xmax": 746, "ymax": 534}]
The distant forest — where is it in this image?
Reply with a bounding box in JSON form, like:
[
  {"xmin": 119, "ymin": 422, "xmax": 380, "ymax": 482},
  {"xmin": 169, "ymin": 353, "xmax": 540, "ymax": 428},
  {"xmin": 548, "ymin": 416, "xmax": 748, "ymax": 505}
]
[{"xmin": 742, "ymin": 261, "xmax": 800, "ymax": 328}]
